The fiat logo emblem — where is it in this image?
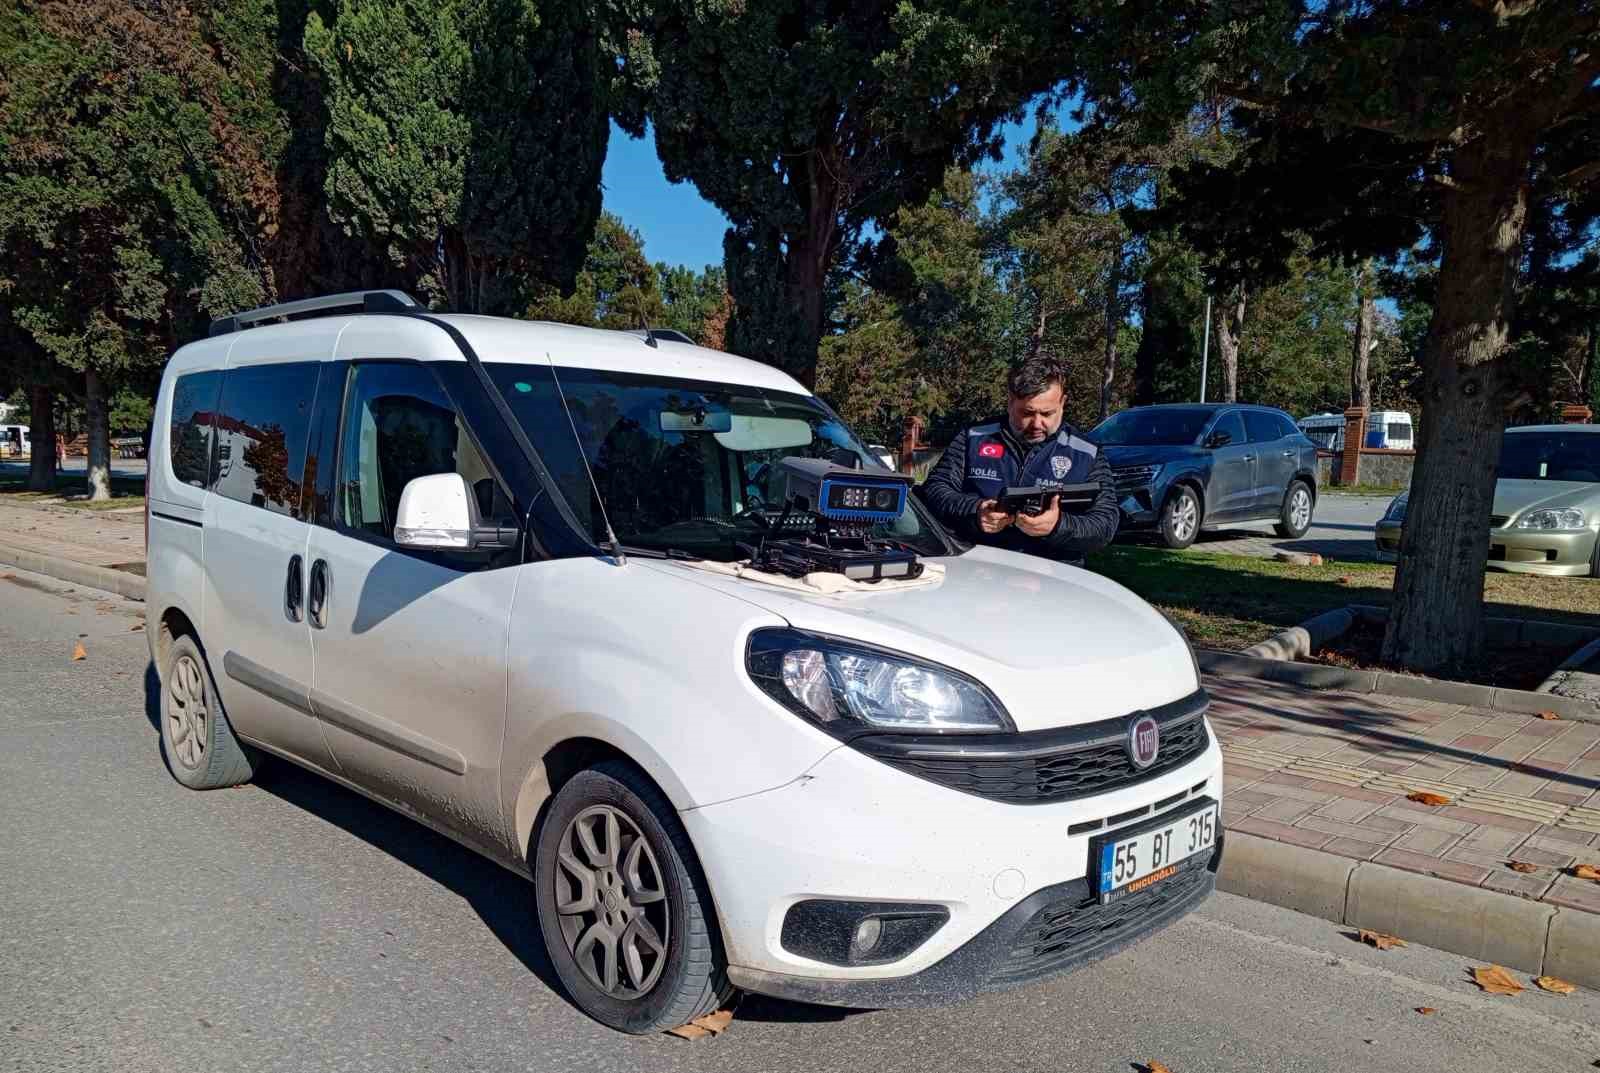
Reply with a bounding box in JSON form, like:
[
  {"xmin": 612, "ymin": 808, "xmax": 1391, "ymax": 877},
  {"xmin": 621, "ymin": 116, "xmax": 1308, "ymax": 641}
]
[{"xmin": 1128, "ymin": 715, "xmax": 1160, "ymax": 769}]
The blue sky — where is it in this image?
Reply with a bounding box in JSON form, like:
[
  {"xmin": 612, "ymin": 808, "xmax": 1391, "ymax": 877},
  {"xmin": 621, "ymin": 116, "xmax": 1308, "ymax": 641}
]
[{"xmin": 599, "ymin": 114, "xmax": 1050, "ymax": 272}]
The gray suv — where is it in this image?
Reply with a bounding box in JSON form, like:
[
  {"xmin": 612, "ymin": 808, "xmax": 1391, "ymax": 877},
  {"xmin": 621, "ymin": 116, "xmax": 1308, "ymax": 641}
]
[{"xmin": 1089, "ymin": 404, "xmax": 1320, "ymax": 549}]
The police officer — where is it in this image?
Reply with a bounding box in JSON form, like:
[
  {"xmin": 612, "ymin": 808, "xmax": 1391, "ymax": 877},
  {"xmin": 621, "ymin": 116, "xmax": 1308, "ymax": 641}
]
[{"xmin": 919, "ymin": 355, "xmax": 1119, "ymax": 564}]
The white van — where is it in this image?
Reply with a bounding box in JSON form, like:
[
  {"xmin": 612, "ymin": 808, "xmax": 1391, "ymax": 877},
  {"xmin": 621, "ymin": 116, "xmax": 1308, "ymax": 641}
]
[
  {"xmin": 2, "ymin": 424, "xmax": 29, "ymax": 457},
  {"xmin": 145, "ymin": 291, "xmax": 1222, "ymax": 1031}
]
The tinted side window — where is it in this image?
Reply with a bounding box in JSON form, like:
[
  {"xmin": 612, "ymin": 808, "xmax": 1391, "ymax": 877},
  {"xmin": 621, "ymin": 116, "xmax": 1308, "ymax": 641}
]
[
  {"xmin": 1212, "ymin": 411, "xmax": 1246, "ymax": 447},
  {"xmin": 337, "ymin": 362, "xmax": 513, "ymax": 542},
  {"xmin": 1275, "ymin": 413, "xmax": 1301, "ymax": 439},
  {"xmin": 1244, "ymin": 411, "xmax": 1283, "ymax": 444},
  {"xmin": 209, "ymin": 361, "xmax": 320, "ymax": 516},
  {"xmin": 169, "ymin": 371, "xmax": 221, "ymax": 488}
]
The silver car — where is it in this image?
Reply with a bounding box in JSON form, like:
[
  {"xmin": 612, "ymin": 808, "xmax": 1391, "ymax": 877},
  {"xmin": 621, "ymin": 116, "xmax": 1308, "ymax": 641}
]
[{"xmin": 1376, "ymin": 424, "xmax": 1600, "ymax": 577}]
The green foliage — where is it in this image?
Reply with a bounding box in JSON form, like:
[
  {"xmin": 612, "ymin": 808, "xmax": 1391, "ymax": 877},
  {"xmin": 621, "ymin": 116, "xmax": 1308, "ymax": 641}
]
[
  {"xmin": 622, "ymin": 0, "xmax": 1072, "ymax": 382},
  {"xmin": 306, "ymin": 0, "xmax": 613, "ymax": 311}
]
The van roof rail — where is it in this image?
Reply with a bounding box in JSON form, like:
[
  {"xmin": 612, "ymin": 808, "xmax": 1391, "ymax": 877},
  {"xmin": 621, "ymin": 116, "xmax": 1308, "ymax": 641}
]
[
  {"xmin": 209, "ymin": 290, "xmax": 422, "ymax": 338},
  {"xmin": 623, "ymin": 327, "xmax": 696, "ymax": 346}
]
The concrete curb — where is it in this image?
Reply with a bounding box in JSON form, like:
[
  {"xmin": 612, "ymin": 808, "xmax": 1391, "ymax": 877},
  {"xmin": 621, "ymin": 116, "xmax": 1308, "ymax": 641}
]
[
  {"xmin": 1217, "ymin": 831, "xmax": 1599, "ymax": 989},
  {"xmin": 0, "ymin": 542, "xmax": 145, "ymax": 601},
  {"xmin": 1197, "ymin": 648, "xmax": 1600, "ymax": 724}
]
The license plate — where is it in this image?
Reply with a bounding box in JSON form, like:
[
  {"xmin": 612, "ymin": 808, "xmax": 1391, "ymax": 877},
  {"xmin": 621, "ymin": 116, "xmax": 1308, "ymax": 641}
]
[{"xmin": 1090, "ymin": 798, "xmax": 1218, "ymax": 904}]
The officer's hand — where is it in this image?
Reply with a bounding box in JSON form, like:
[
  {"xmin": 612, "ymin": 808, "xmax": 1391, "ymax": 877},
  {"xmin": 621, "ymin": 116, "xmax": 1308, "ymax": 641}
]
[
  {"xmin": 1015, "ymin": 496, "xmax": 1060, "ymax": 538},
  {"xmin": 976, "ymin": 499, "xmax": 1015, "ymax": 534}
]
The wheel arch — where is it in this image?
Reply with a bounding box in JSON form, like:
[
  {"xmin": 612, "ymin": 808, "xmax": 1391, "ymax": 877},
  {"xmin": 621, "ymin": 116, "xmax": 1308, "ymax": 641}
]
[{"xmin": 1164, "ymin": 474, "xmax": 1208, "ymax": 525}]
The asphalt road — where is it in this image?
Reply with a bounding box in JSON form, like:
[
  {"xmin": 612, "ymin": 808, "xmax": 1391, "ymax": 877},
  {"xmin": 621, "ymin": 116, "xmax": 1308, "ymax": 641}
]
[
  {"xmin": 4, "ymin": 567, "xmax": 1598, "ymax": 1073},
  {"xmin": 1125, "ymin": 492, "xmax": 1393, "ymax": 563}
]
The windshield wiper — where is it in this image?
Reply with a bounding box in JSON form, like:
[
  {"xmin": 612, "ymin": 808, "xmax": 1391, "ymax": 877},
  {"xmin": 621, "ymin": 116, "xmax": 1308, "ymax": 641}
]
[{"xmin": 618, "ymin": 544, "xmax": 704, "ymax": 561}]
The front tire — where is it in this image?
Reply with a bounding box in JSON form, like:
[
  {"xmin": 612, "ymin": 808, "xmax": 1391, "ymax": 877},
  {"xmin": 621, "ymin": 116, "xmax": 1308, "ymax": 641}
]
[
  {"xmin": 534, "ymin": 761, "xmax": 731, "ymax": 1034},
  {"xmin": 160, "ymin": 634, "xmax": 258, "ymax": 789},
  {"xmin": 1274, "ymin": 480, "xmax": 1314, "ymax": 538},
  {"xmin": 1159, "ymin": 485, "xmax": 1201, "ymax": 549}
]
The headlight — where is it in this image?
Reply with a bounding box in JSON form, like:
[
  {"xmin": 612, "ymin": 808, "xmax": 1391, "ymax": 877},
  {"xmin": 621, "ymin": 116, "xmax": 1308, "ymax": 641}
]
[
  {"xmin": 746, "ymin": 628, "xmax": 1013, "ymax": 734},
  {"xmin": 1382, "ymin": 494, "xmax": 1408, "ymax": 523},
  {"xmin": 1514, "ymin": 508, "xmax": 1587, "ymax": 531}
]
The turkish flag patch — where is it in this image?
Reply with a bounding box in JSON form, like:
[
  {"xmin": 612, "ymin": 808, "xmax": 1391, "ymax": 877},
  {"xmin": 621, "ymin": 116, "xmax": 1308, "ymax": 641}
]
[{"xmin": 978, "ymin": 441, "xmax": 1005, "ymax": 459}]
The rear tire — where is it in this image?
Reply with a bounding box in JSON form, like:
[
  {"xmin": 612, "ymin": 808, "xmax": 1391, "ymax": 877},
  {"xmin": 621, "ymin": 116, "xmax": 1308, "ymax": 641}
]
[
  {"xmin": 1590, "ymin": 533, "xmax": 1600, "ymax": 579},
  {"xmin": 159, "ymin": 633, "xmax": 258, "ymax": 789},
  {"xmin": 534, "ymin": 761, "xmax": 732, "ymax": 1034},
  {"xmin": 1274, "ymin": 480, "xmax": 1314, "ymax": 538},
  {"xmin": 1159, "ymin": 485, "xmax": 1201, "ymax": 549}
]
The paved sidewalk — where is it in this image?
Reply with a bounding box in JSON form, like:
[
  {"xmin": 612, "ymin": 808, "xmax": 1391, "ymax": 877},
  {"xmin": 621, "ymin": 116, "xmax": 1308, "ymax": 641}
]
[
  {"xmin": 1210, "ymin": 675, "xmax": 1600, "ymax": 914},
  {"xmin": 0, "ymin": 499, "xmax": 145, "ymax": 570}
]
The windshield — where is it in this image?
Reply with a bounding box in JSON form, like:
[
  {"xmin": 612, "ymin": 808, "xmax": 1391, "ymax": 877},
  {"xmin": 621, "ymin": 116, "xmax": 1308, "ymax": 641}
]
[
  {"xmin": 1091, "ymin": 407, "xmax": 1215, "ymax": 446},
  {"xmin": 1498, "ymin": 431, "xmax": 1600, "ymax": 483},
  {"xmin": 486, "ymin": 363, "xmax": 951, "ymax": 561}
]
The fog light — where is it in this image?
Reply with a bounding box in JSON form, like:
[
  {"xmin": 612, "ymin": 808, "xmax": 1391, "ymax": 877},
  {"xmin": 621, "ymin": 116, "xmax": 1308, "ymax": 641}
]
[
  {"xmin": 780, "ymin": 899, "xmax": 949, "ymax": 967},
  {"xmin": 851, "ymin": 917, "xmax": 883, "ymax": 958}
]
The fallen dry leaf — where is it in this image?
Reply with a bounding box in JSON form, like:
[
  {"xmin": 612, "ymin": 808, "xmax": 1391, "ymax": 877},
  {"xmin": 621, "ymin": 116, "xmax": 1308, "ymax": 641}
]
[
  {"xmin": 1145, "ymin": 1063, "xmax": 1175, "ymax": 1073},
  {"xmin": 665, "ymin": 1009, "xmax": 734, "ymax": 1040},
  {"xmin": 1507, "ymin": 861, "xmax": 1539, "ymax": 874},
  {"xmin": 1472, "ymin": 966, "xmax": 1524, "ymax": 996},
  {"xmin": 129, "ymin": 623, "xmax": 144, "ymax": 632},
  {"xmin": 71, "ymin": 641, "xmax": 86, "ymax": 661},
  {"xmin": 1534, "ymin": 976, "xmax": 1577, "ymax": 995},
  {"xmin": 1415, "ymin": 1007, "xmax": 1437, "ymax": 1015},
  {"xmin": 1536, "ymin": 710, "xmax": 1561, "ymax": 721},
  {"xmin": 1406, "ymin": 790, "xmax": 1452, "ymax": 807},
  {"xmin": 1573, "ymin": 864, "xmax": 1600, "ymax": 882},
  {"xmin": 1359, "ymin": 930, "xmax": 1407, "ymax": 951}
]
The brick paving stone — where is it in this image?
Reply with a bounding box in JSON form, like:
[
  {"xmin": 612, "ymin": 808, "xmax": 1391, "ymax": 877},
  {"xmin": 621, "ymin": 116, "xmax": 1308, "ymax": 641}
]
[
  {"xmin": 1402, "ymin": 753, "xmax": 1471, "ymax": 781},
  {"xmin": 1225, "ymin": 788, "xmax": 1278, "ymax": 809},
  {"xmin": 1452, "ymin": 826, "xmax": 1527, "ymax": 857},
  {"xmin": 1229, "ymin": 816, "xmax": 1333, "ymax": 850},
  {"xmin": 1377, "ymin": 802, "xmax": 1475, "ymax": 833},
  {"xmin": 1374, "ymin": 847, "xmax": 1492, "ymax": 885},
  {"xmin": 1221, "ymin": 805, "xmax": 1255, "ymax": 827},
  {"xmin": 1542, "ymin": 874, "xmax": 1600, "ymax": 913},
  {"xmin": 1519, "ymin": 720, "xmax": 1570, "ymax": 739},
  {"xmin": 1253, "ymin": 797, "xmax": 1319, "ymax": 824},
  {"xmin": 1533, "ymin": 824, "xmax": 1597, "ymax": 847},
  {"xmin": 1533, "ymin": 787, "xmax": 1589, "ymax": 806},
  {"xmin": 1437, "ymin": 764, "xmax": 1506, "ymax": 789},
  {"xmin": 1295, "ymin": 815, "xmax": 1398, "ymax": 845},
  {"xmin": 1357, "ymin": 814, "xmax": 1415, "ymax": 835},
  {"xmin": 1451, "ymin": 733, "xmax": 1503, "ymax": 751},
  {"xmin": 1223, "ymin": 763, "xmax": 1272, "ymax": 786},
  {"xmin": 1315, "ymin": 797, "xmax": 1382, "ymax": 823},
  {"xmin": 1484, "ymin": 734, "xmax": 1547, "ymax": 762},
  {"xmin": 1247, "ymin": 779, "xmax": 1337, "ymax": 806},
  {"xmin": 1481, "ymin": 869, "xmax": 1558, "ymax": 900},
  {"xmin": 1484, "ymin": 770, "xmax": 1552, "ymax": 797},
  {"xmin": 1508, "ymin": 843, "xmax": 1577, "ymax": 868},
  {"xmin": 1436, "ymin": 805, "xmax": 1541, "ymax": 833},
  {"xmin": 1262, "ymin": 773, "xmax": 1396, "ymax": 805},
  {"xmin": 1393, "ymin": 827, "xmax": 1463, "ymax": 856},
  {"xmin": 1323, "ymin": 837, "xmax": 1386, "ymax": 861}
]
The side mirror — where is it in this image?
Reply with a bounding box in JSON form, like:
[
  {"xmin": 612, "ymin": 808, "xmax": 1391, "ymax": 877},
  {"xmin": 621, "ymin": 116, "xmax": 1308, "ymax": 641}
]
[
  {"xmin": 394, "ymin": 473, "xmax": 516, "ymax": 551},
  {"xmin": 1204, "ymin": 430, "xmax": 1232, "ymax": 449}
]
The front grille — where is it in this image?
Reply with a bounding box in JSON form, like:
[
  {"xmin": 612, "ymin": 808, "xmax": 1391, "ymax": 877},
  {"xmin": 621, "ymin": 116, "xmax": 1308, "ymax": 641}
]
[
  {"xmin": 1113, "ymin": 464, "xmax": 1157, "ymax": 492},
  {"xmin": 1490, "ymin": 514, "xmax": 1509, "ymax": 528},
  {"xmin": 990, "ymin": 857, "xmax": 1215, "ymax": 986},
  {"xmin": 853, "ymin": 691, "xmax": 1210, "ymax": 804}
]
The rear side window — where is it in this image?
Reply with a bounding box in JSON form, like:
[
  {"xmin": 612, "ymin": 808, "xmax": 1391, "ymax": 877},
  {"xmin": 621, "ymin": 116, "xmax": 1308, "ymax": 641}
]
[
  {"xmin": 1275, "ymin": 414, "xmax": 1300, "ymax": 439},
  {"xmin": 169, "ymin": 371, "xmax": 222, "ymax": 488},
  {"xmin": 1211, "ymin": 411, "xmax": 1247, "ymax": 447},
  {"xmin": 1244, "ymin": 411, "xmax": 1284, "ymax": 444},
  {"xmin": 209, "ymin": 361, "xmax": 321, "ymax": 517}
]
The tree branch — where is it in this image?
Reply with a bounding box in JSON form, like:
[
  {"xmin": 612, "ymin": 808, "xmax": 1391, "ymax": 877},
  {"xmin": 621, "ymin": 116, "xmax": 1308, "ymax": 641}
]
[
  {"xmin": 1553, "ymin": 159, "xmax": 1600, "ymax": 190},
  {"xmin": 1468, "ymin": 0, "xmax": 1542, "ymax": 19}
]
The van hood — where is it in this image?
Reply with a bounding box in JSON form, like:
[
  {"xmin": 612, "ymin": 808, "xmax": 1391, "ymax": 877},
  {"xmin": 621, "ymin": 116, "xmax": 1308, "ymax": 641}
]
[
  {"xmin": 1494, "ymin": 479, "xmax": 1600, "ymax": 522},
  {"xmin": 640, "ymin": 546, "xmax": 1199, "ymax": 732}
]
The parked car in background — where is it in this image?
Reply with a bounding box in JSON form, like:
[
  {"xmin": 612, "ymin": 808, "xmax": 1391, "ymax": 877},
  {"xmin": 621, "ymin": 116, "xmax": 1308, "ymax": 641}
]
[
  {"xmin": 1297, "ymin": 410, "xmax": 1413, "ymax": 451},
  {"xmin": 1089, "ymin": 404, "xmax": 1320, "ymax": 549},
  {"xmin": 2, "ymin": 424, "xmax": 29, "ymax": 457},
  {"xmin": 1376, "ymin": 424, "xmax": 1600, "ymax": 576}
]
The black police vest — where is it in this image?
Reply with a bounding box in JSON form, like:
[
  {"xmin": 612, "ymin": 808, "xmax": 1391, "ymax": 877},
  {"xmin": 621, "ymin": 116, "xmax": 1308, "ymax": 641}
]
[{"xmin": 961, "ymin": 422, "xmax": 1100, "ymax": 499}]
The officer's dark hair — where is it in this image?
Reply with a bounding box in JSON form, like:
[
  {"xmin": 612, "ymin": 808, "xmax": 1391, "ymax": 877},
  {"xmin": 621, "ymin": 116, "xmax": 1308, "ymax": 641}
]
[{"xmin": 1007, "ymin": 354, "xmax": 1067, "ymax": 400}]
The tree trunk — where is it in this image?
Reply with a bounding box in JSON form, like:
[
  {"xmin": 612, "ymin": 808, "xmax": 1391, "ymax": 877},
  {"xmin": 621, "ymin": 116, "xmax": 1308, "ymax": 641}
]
[
  {"xmin": 84, "ymin": 368, "xmax": 111, "ymax": 501},
  {"xmin": 1030, "ymin": 303, "xmax": 1050, "ymax": 361},
  {"xmin": 1099, "ymin": 247, "xmax": 1122, "ymax": 421},
  {"xmin": 27, "ymin": 384, "xmax": 56, "ymax": 492},
  {"xmin": 1351, "ymin": 261, "xmax": 1374, "ymax": 409},
  {"xmin": 1214, "ymin": 287, "xmax": 1245, "ymax": 403},
  {"xmin": 1380, "ymin": 133, "xmax": 1533, "ymax": 674}
]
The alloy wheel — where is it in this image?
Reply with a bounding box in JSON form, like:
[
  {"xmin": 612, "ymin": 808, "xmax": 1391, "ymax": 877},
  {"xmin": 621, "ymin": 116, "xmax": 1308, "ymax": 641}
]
[
  {"xmin": 1290, "ymin": 487, "xmax": 1312, "ymax": 530},
  {"xmin": 552, "ymin": 805, "xmax": 671, "ymax": 999},
  {"xmin": 167, "ymin": 654, "xmax": 209, "ymax": 770},
  {"xmin": 1170, "ymin": 494, "xmax": 1198, "ymax": 543}
]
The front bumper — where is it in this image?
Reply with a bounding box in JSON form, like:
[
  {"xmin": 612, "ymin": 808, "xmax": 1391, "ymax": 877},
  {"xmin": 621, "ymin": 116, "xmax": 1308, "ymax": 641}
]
[
  {"xmin": 1374, "ymin": 520, "xmax": 1400, "ymax": 562},
  {"xmin": 682, "ymin": 724, "xmax": 1224, "ymax": 1003},
  {"xmin": 1486, "ymin": 526, "xmax": 1598, "ymax": 576}
]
